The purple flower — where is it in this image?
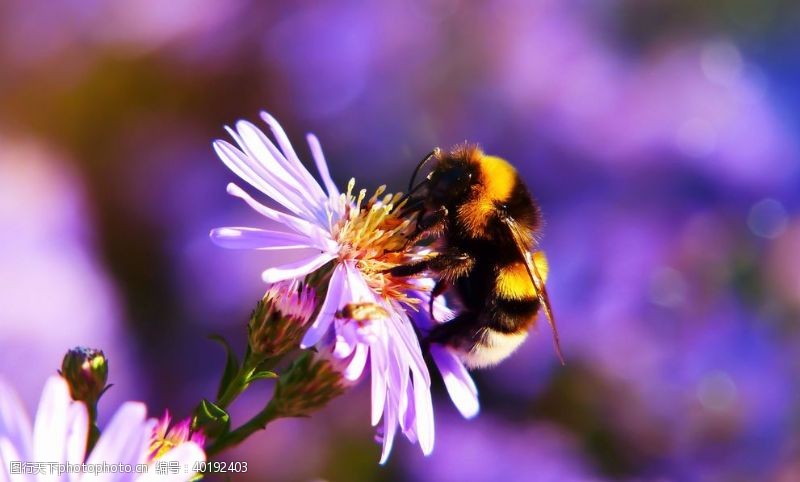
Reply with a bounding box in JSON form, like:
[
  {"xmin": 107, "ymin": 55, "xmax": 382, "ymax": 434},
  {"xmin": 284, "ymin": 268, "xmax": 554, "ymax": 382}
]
[
  {"xmin": 406, "ymin": 282, "xmax": 479, "ymax": 419},
  {"xmin": 0, "ymin": 375, "xmax": 206, "ymax": 481},
  {"xmin": 210, "ymin": 111, "xmax": 441, "ymax": 461}
]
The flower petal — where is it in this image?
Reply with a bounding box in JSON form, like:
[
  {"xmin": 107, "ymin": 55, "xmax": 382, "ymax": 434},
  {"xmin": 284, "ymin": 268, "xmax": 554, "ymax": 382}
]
[
  {"xmin": 259, "ymin": 111, "xmax": 328, "ymax": 204},
  {"xmin": 65, "ymin": 401, "xmax": 89, "ymax": 473},
  {"xmin": 401, "ymin": 380, "xmax": 417, "ymax": 443},
  {"xmin": 231, "ymin": 121, "xmax": 308, "ymax": 195},
  {"xmin": 429, "ymin": 344, "xmax": 479, "ymax": 419},
  {"xmin": 370, "ymin": 343, "xmax": 388, "ymax": 427},
  {"xmin": 306, "ymin": 133, "xmax": 340, "ymax": 200},
  {"xmin": 0, "ymin": 378, "xmax": 33, "ymax": 461},
  {"xmin": 261, "ymin": 253, "xmax": 335, "ymax": 284},
  {"xmin": 213, "ymin": 139, "xmax": 310, "ymax": 219},
  {"xmin": 85, "ymin": 402, "xmax": 149, "ymax": 469},
  {"xmin": 137, "ymin": 442, "xmax": 206, "ymax": 482},
  {"xmin": 33, "ymin": 376, "xmax": 72, "ymax": 471},
  {"xmin": 411, "ymin": 365, "xmax": 435, "ymax": 456},
  {"xmin": 301, "ymin": 263, "xmax": 347, "ymax": 348},
  {"xmin": 332, "ymin": 322, "xmax": 358, "ymax": 360},
  {"xmin": 210, "ymin": 227, "xmax": 324, "ymax": 251},
  {"xmin": 386, "ymin": 309, "xmax": 430, "ymax": 385},
  {"xmin": 231, "ymin": 121, "xmax": 332, "ymax": 226},
  {"xmin": 226, "ymin": 183, "xmax": 333, "ymax": 250},
  {"xmin": 378, "ymin": 395, "xmax": 398, "ymax": 465},
  {"xmin": 0, "ymin": 437, "xmax": 26, "ymax": 482},
  {"xmin": 342, "ymin": 343, "xmax": 368, "ymax": 381}
]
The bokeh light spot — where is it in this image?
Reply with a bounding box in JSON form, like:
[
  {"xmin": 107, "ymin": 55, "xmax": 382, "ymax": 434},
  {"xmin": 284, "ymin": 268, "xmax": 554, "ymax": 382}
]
[
  {"xmin": 747, "ymin": 198, "xmax": 788, "ymax": 239},
  {"xmin": 696, "ymin": 370, "xmax": 738, "ymax": 412},
  {"xmin": 649, "ymin": 267, "xmax": 688, "ymax": 308},
  {"xmin": 701, "ymin": 40, "xmax": 743, "ymax": 86}
]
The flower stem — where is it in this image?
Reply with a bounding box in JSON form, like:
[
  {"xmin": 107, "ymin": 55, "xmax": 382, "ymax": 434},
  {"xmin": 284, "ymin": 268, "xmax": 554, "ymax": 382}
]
[
  {"xmin": 216, "ymin": 352, "xmax": 277, "ymax": 409},
  {"xmin": 206, "ymin": 402, "xmax": 280, "ymax": 457}
]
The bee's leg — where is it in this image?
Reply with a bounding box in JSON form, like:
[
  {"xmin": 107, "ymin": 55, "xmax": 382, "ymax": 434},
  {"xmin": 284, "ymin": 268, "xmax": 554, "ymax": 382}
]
[
  {"xmin": 427, "ymin": 310, "xmax": 483, "ymax": 354},
  {"xmin": 388, "ymin": 248, "xmax": 472, "ymax": 279},
  {"xmin": 409, "ymin": 205, "xmax": 448, "ymax": 244},
  {"xmin": 387, "ymin": 257, "xmax": 433, "ymax": 277},
  {"xmin": 430, "ymin": 249, "xmax": 474, "ymax": 282},
  {"xmin": 429, "ymin": 279, "xmax": 449, "ymax": 322}
]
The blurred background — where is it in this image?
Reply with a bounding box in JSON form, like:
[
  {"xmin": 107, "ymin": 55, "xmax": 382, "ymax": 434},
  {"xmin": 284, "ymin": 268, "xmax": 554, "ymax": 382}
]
[{"xmin": 1, "ymin": 0, "xmax": 799, "ymax": 480}]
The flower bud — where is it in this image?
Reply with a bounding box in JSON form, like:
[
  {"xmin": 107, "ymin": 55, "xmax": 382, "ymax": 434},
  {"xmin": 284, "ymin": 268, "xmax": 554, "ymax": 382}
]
[
  {"xmin": 270, "ymin": 352, "xmax": 347, "ymax": 417},
  {"xmin": 60, "ymin": 347, "xmax": 109, "ymax": 404},
  {"xmin": 248, "ymin": 281, "xmax": 316, "ymax": 358}
]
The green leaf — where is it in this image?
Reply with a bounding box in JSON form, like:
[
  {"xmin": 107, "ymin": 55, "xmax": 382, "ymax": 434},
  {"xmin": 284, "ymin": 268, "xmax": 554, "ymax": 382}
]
[
  {"xmin": 192, "ymin": 399, "xmax": 230, "ymax": 439},
  {"xmin": 247, "ymin": 370, "xmax": 278, "ymax": 383},
  {"xmin": 209, "ymin": 335, "xmax": 240, "ymax": 400}
]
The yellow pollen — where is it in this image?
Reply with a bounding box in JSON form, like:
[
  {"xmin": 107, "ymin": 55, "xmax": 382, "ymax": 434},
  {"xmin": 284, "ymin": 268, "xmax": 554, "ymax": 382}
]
[
  {"xmin": 150, "ymin": 440, "xmax": 176, "ymax": 460},
  {"xmin": 333, "ymin": 180, "xmax": 422, "ymax": 304}
]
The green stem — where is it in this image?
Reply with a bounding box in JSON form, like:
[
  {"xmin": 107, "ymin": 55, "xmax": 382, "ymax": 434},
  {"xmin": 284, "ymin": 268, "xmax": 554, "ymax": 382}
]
[
  {"xmin": 206, "ymin": 402, "xmax": 280, "ymax": 457},
  {"xmin": 216, "ymin": 353, "xmax": 274, "ymax": 409},
  {"xmin": 86, "ymin": 403, "xmax": 100, "ymax": 453}
]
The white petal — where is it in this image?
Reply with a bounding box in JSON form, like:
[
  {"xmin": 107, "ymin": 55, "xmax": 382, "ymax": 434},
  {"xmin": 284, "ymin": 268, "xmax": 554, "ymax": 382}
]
[
  {"xmin": 232, "ymin": 122, "xmax": 307, "ymax": 195},
  {"xmin": 136, "ymin": 442, "xmax": 205, "ymax": 482},
  {"xmin": 209, "ymin": 227, "xmax": 321, "ymax": 251},
  {"xmin": 300, "ymin": 263, "xmax": 346, "ymax": 348},
  {"xmin": 342, "ymin": 343, "xmax": 368, "ymax": 381},
  {"xmin": 231, "ymin": 122, "xmax": 332, "ymax": 226},
  {"xmin": 396, "ymin": 351, "xmax": 411, "ymax": 432},
  {"xmin": 430, "ymin": 343, "xmax": 480, "ymax": 418},
  {"xmin": 0, "ymin": 437, "xmax": 27, "ymax": 482},
  {"xmin": 429, "ymin": 344, "xmax": 479, "ymax": 419},
  {"xmin": 0, "ymin": 379, "xmax": 33, "ymax": 461},
  {"xmin": 213, "ymin": 139, "xmax": 310, "ymax": 219},
  {"xmin": 332, "ymin": 322, "xmax": 357, "ymax": 360},
  {"xmin": 85, "ymin": 403, "xmax": 148, "ymax": 469},
  {"xmin": 33, "ymin": 376, "xmax": 72, "ymax": 474},
  {"xmin": 411, "ymin": 366, "xmax": 434, "ymax": 456},
  {"xmin": 369, "ymin": 344, "xmax": 388, "ymax": 427},
  {"xmin": 378, "ymin": 396, "xmax": 398, "ymax": 465},
  {"xmin": 259, "ymin": 112, "xmax": 327, "ymax": 203},
  {"xmin": 343, "ymin": 263, "xmax": 374, "ymax": 302},
  {"xmin": 65, "ymin": 402, "xmax": 89, "ymax": 471},
  {"xmin": 386, "ymin": 311, "xmax": 430, "ymax": 385},
  {"xmin": 306, "ymin": 133, "xmax": 340, "ymax": 200},
  {"xmin": 261, "ymin": 253, "xmax": 335, "ymax": 284},
  {"xmin": 226, "ymin": 184, "xmax": 333, "ymax": 250},
  {"xmin": 401, "ymin": 381, "xmax": 417, "ymax": 443}
]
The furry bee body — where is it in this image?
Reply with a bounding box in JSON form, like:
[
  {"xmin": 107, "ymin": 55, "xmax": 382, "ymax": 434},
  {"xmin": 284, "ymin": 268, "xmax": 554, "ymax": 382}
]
[{"xmin": 395, "ymin": 145, "xmax": 560, "ymax": 368}]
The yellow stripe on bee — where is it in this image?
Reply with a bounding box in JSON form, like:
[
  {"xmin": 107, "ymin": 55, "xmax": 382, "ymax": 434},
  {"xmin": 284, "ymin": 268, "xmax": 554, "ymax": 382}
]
[
  {"xmin": 532, "ymin": 250, "xmax": 548, "ymax": 282},
  {"xmin": 478, "ymin": 155, "xmax": 517, "ymax": 202},
  {"xmin": 495, "ymin": 251, "xmax": 549, "ymax": 300},
  {"xmin": 457, "ymin": 155, "xmax": 518, "ymax": 237}
]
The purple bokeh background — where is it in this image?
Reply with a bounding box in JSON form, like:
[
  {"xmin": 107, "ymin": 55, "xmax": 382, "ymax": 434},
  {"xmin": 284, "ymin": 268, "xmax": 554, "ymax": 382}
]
[{"xmin": 1, "ymin": 1, "xmax": 799, "ymax": 480}]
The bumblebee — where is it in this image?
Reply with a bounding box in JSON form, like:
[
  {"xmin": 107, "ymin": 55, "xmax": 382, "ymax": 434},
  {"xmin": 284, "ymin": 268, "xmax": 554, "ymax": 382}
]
[{"xmin": 392, "ymin": 145, "xmax": 563, "ymax": 368}]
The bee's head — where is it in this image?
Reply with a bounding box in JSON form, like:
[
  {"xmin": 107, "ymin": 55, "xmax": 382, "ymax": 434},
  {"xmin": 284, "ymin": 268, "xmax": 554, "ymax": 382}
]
[
  {"xmin": 428, "ymin": 146, "xmax": 481, "ymax": 207},
  {"xmin": 401, "ymin": 145, "xmax": 482, "ymax": 214},
  {"xmin": 426, "ymin": 159, "xmax": 476, "ymax": 206}
]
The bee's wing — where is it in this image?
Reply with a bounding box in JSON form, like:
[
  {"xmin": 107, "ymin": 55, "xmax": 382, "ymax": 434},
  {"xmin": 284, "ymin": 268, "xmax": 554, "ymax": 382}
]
[{"xmin": 501, "ymin": 216, "xmax": 565, "ymax": 364}]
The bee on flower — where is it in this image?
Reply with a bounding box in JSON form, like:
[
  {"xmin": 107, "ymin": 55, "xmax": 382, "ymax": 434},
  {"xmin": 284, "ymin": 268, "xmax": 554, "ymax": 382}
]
[{"xmin": 210, "ymin": 112, "xmax": 478, "ymax": 461}]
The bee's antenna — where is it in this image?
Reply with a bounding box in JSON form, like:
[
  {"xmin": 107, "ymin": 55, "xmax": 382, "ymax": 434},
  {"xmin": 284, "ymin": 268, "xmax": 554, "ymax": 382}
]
[
  {"xmin": 408, "ymin": 148, "xmax": 439, "ymax": 193},
  {"xmin": 397, "ymin": 148, "xmax": 439, "ymax": 206}
]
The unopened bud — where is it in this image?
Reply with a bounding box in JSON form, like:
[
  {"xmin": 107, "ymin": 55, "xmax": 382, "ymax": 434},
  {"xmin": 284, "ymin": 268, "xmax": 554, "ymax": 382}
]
[
  {"xmin": 60, "ymin": 347, "xmax": 109, "ymax": 404},
  {"xmin": 249, "ymin": 281, "xmax": 316, "ymax": 357},
  {"xmin": 270, "ymin": 352, "xmax": 347, "ymax": 417}
]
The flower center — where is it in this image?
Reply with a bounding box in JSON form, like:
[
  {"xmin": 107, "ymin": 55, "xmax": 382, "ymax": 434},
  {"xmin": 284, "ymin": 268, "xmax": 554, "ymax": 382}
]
[{"xmin": 333, "ymin": 179, "xmax": 422, "ymax": 304}]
